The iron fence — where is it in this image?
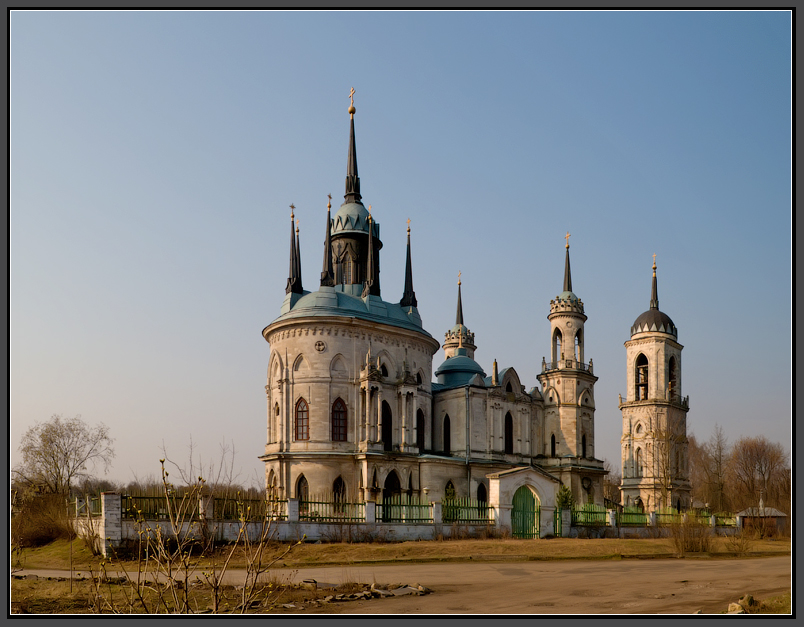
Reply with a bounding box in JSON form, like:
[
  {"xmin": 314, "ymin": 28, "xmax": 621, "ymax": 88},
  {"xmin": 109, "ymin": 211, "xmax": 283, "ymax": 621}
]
[
  {"xmin": 299, "ymin": 494, "xmax": 365, "ymax": 522},
  {"xmin": 617, "ymin": 508, "xmax": 648, "ymax": 526},
  {"xmin": 376, "ymin": 494, "xmax": 432, "ymax": 523},
  {"xmin": 572, "ymin": 503, "xmax": 608, "ymax": 526},
  {"xmin": 442, "ymin": 497, "xmax": 491, "ymax": 524}
]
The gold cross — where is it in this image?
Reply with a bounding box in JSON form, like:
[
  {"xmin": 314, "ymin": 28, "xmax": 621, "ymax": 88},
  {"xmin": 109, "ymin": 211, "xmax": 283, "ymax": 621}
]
[
  {"xmin": 327, "ymin": 194, "xmax": 331, "ymax": 209},
  {"xmin": 367, "ymin": 205, "xmax": 372, "ymax": 222},
  {"xmin": 349, "ymin": 87, "xmax": 355, "ymax": 107},
  {"xmin": 290, "ymin": 203, "xmax": 295, "ymax": 218},
  {"xmin": 565, "ymin": 231, "xmax": 571, "ymax": 248},
  {"xmin": 407, "ymin": 218, "xmax": 411, "ymax": 233},
  {"xmin": 653, "ymin": 253, "xmax": 657, "ymax": 267},
  {"xmin": 458, "ymin": 270, "xmax": 461, "ymax": 285}
]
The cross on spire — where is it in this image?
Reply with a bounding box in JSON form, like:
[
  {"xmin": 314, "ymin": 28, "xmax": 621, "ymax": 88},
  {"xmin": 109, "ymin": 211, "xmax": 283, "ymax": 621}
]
[
  {"xmin": 349, "ymin": 87, "xmax": 355, "ymax": 107},
  {"xmin": 565, "ymin": 231, "xmax": 571, "ymax": 248}
]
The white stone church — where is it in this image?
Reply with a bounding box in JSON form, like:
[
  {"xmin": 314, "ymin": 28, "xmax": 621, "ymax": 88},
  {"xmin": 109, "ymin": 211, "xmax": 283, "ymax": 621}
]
[{"xmin": 260, "ymin": 95, "xmax": 690, "ymax": 522}]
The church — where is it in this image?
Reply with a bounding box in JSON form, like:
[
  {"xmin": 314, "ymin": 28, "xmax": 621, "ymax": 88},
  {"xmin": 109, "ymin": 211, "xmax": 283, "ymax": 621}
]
[{"xmin": 260, "ymin": 93, "xmax": 689, "ymax": 516}]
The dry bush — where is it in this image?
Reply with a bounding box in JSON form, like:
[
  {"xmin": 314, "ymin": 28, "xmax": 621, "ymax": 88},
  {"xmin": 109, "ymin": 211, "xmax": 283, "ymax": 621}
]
[
  {"xmin": 724, "ymin": 530, "xmax": 753, "ymax": 556},
  {"xmin": 669, "ymin": 518, "xmax": 712, "ymax": 555},
  {"xmin": 11, "ymin": 493, "xmax": 75, "ymax": 548}
]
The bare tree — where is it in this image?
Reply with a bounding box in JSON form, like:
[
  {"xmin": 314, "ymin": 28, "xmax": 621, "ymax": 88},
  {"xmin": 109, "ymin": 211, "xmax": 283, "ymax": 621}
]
[
  {"xmin": 704, "ymin": 424, "xmax": 731, "ymax": 512},
  {"xmin": 728, "ymin": 435, "xmax": 788, "ymax": 511},
  {"xmin": 14, "ymin": 414, "xmax": 115, "ymax": 495},
  {"xmin": 602, "ymin": 459, "xmax": 621, "ymax": 504}
]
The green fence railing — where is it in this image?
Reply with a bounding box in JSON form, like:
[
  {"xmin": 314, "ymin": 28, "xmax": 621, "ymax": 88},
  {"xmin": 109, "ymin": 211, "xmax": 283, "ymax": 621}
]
[
  {"xmin": 571, "ymin": 503, "xmax": 608, "ymax": 526},
  {"xmin": 376, "ymin": 494, "xmax": 432, "ymax": 523},
  {"xmin": 299, "ymin": 495, "xmax": 365, "ymax": 522},
  {"xmin": 442, "ymin": 497, "xmax": 491, "ymax": 524}
]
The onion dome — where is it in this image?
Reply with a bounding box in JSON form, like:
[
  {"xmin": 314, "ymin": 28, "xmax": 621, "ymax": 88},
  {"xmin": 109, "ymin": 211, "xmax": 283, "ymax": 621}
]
[{"xmin": 631, "ymin": 256, "xmax": 677, "ymax": 337}]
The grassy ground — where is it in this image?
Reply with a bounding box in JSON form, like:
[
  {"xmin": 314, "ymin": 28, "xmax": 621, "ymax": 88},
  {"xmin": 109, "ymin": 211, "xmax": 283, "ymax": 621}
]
[{"xmin": 15, "ymin": 534, "xmax": 791, "ymax": 571}]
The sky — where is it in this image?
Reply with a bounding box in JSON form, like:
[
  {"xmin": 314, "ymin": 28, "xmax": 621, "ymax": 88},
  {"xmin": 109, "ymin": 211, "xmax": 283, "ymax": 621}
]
[{"xmin": 10, "ymin": 10, "xmax": 792, "ymax": 489}]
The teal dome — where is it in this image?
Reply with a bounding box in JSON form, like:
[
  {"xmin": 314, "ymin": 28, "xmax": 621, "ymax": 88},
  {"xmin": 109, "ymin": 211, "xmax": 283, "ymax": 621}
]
[
  {"xmin": 558, "ymin": 290, "xmax": 579, "ymax": 303},
  {"xmin": 332, "ymin": 202, "xmax": 378, "ymax": 236},
  {"xmin": 435, "ymin": 348, "xmax": 486, "ymax": 387}
]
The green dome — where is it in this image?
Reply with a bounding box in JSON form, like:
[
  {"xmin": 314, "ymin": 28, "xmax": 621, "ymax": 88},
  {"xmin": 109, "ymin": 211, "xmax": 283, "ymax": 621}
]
[
  {"xmin": 435, "ymin": 348, "xmax": 486, "ymax": 387},
  {"xmin": 558, "ymin": 290, "xmax": 579, "ymax": 303},
  {"xmin": 332, "ymin": 201, "xmax": 378, "ymax": 237}
]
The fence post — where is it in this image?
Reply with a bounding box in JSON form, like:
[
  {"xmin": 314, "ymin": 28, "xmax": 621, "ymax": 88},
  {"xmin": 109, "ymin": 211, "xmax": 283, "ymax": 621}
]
[
  {"xmin": 649, "ymin": 511, "xmax": 657, "ymax": 527},
  {"xmin": 100, "ymin": 492, "xmax": 122, "ymax": 558},
  {"xmin": 710, "ymin": 514, "xmax": 717, "ymax": 528},
  {"xmin": 364, "ymin": 500, "xmax": 376, "ymax": 524},
  {"xmin": 432, "ymin": 501, "xmax": 442, "ymax": 525},
  {"xmin": 287, "ymin": 498, "xmax": 299, "ymax": 522},
  {"xmin": 608, "ymin": 509, "xmax": 617, "ymax": 528},
  {"xmin": 561, "ymin": 508, "xmax": 572, "ymax": 537}
]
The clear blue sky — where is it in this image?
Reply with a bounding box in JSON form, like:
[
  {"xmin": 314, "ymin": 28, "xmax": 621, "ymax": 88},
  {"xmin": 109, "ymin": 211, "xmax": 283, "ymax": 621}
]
[{"xmin": 10, "ymin": 10, "xmax": 791, "ymax": 487}]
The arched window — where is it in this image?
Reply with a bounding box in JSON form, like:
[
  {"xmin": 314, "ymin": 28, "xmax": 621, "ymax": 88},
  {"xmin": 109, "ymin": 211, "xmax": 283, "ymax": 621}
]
[
  {"xmin": 416, "ymin": 372, "xmax": 423, "ymax": 385},
  {"xmin": 551, "ymin": 434, "xmax": 556, "ymax": 457},
  {"xmin": 443, "ymin": 414, "xmax": 451, "ymax": 455},
  {"xmin": 635, "ymin": 448, "xmax": 643, "ymax": 477},
  {"xmin": 344, "ymin": 255, "xmax": 355, "ymax": 284},
  {"xmin": 477, "ymin": 482, "xmax": 487, "ymax": 504},
  {"xmin": 668, "ymin": 356, "xmax": 678, "ymax": 399},
  {"xmin": 381, "ymin": 401, "xmax": 393, "ymax": 452},
  {"xmin": 553, "ymin": 329, "xmax": 563, "ymax": 364},
  {"xmin": 445, "ymin": 480, "xmax": 456, "ymax": 500},
  {"xmin": 296, "ymin": 475, "xmax": 309, "ymax": 512},
  {"xmin": 295, "ymin": 398, "xmax": 309, "ymax": 441},
  {"xmin": 380, "ymin": 363, "xmax": 389, "ymax": 378},
  {"xmin": 635, "ymin": 354, "xmax": 649, "ymax": 400},
  {"xmin": 574, "ymin": 330, "xmax": 582, "ymax": 362},
  {"xmin": 416, "ymin": 409, "xmax": 425, "ymax": 451},
  {"xmin": 331, "ymin": 398, "xmax": 347, "ymax": 442},
  {"xmin": 504, "ymin": 412, "xmax": 514, "ymax": 455},
  {"xmin": 582, "ymin": 434, "xmax": 587, "ymax": 458},
  {"xmin": 506, "ymin": 381, "xmax": 513, "ymax": 393},
  {"xmin": 333, "ymin": 476, "xmax": 346, "ymax": 513}
]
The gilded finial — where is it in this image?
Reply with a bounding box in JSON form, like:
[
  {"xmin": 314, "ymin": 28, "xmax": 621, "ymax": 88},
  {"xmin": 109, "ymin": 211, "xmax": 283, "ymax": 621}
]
[
  {"xmin": 290, "ymin": 203, "xmax": 295, "ymax": 218},
  {"xmin": 565, "ymin": 231, "xmax": 571, "ymax": 249},
  {"xmin": 407, "ymin": 218, "xmax": 411, "ymax": 234},
  {"xmin": 458, "ymin": 270, "xmax": 461, "ymax": 286},
  {"xmin": 652, "ymin": 253, "xmax": 657, "ymax": 275},
  {"xmin": 348, "ymin": 87, "xmax": 356, "ymax": 117},
  {"xmin": 296, "ymin": 218, "xmax": 299, "ymax": 233},
  {"xmin": 327, "ymin": 194, "xmax": 332, "ymax": 210},
  {"xmin": 367, "ymin": 204, "xmax": 372, "ymax": 223}
]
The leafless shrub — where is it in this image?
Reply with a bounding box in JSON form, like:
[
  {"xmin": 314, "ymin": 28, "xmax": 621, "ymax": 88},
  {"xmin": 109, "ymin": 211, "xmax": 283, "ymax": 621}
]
[
  {"xmin": 669, "ymin": 518, "xmax": 712, "ymax": 555},
  {"xmin": 725, "ymin": 530, "xmax": 754, "ymax": 556}
]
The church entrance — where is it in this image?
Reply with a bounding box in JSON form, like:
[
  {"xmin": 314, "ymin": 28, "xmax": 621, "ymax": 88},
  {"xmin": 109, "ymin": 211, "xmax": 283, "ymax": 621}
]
[
  {"xmin": 381, "ymin": 401, "xmax": 393, "ymax": 452},
  {"xmin": 511, "ymin": 485, "xmax": 539, "ymax": 539},
  {"xmin": 381, "ymin": 471, "xmax": 402, "ymax": 522}
]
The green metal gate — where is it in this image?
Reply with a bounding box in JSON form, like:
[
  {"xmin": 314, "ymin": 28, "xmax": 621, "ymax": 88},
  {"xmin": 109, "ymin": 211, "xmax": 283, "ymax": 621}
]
[
  {"xmin": 554, "ymin": 507, "xmax": 562, "ymax": 537},
  {"xmin": 511, "ymin": 486, "xmax": 539, "ymax": 539}
]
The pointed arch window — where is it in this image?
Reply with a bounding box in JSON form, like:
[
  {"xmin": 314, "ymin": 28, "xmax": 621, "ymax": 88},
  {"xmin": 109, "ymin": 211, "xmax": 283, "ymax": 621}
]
[
  {"xmin": 296, "ymin": 475, "xmax": 309, "ymax": 512},
  {"xmin": 582, "ymin": 434, "xmax": 587, "ymax": 458},
  {"xmin": 380, "ymin": 363, "xmax": 389, "ymax": 378},
  {"xmin": 333, "ymin": 476, "xmax": 346, "ymax": 513},
  {"xmin": 295, "ymin": 398, "xmax": 309, "ymax": 441},
  {"xmin": 416, "ymin": 408, "xmax": 425, "ymax": 451},
  {"xmin": 635, "ymin": 354, "xmax": 649, "ymax": 400},
  {"xmin": 668, "ymin": 356, "xmax": 678, "ymax": 400},
  {"xmin": 504, "ymin": 412, "xmax": 514, "ymax": 455},
  {"xmin": 635, "ymin": 448, "xmax": 643, "ymax": 478},
  {"xmin": 553, "ymin": 329, "xmax": 563, "ymax": 364},
  {"xmin": 574, "ymin": 330, "xmax": 582, "ymax": 362},
  {"xmin": 551, "ymin": 434, "xmax": 556, "ymax": 457},
  {"xmin": 331, "ymin": 398, "xmax": 347, "ymax": 442},
  {"xmin": 443, "ymin": 414, "xmax": 451, "ymax": 455},
  {"xmin": 381, "ymin": 401, "xmax": 393, "ymax": 452}
]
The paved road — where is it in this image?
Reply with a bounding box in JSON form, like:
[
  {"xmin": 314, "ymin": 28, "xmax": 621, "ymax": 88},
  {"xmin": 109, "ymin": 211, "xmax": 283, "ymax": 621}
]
[{"xmin": 17, "ymin": 555, "xmax": 791, "ymax": 614}]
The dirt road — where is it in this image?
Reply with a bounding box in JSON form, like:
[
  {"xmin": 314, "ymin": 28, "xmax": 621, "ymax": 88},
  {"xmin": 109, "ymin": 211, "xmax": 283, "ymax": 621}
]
[{"xmin": 270, "ymin": 555, "xmax": 791, "ymax": 614}]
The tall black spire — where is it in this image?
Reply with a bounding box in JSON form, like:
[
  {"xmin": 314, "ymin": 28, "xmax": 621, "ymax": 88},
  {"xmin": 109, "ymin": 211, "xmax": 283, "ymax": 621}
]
[
  {"xmin": 650, "ymin": 254, "xmax": 659, "ymax": 310},
  {"xmin": 285, "ymin": 205, "xmax": 302, "ymax": 295},
  {"xmin": 563, "ymin": 231, "xmax": 572, "ymax": 293},
  {"xmin": 456, "ymin": 272, "xmax": 464, "ymax": 326},
  {"xmin": 320, "ymin": 195, "xmax": 335, "ymax": 287},
  {"xmin": 400, "ymin": 219, "xmax": 417, "ymax": 307},
  {"xmin": 295, "ymin": 218, "xmax": 303, "ymax": 293},
  {"xmin": 344, "ymin": 87, "xmax": 362, "ymax": 205}
]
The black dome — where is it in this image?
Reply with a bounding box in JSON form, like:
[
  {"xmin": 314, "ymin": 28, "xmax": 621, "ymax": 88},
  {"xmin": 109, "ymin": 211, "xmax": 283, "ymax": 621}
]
[{"xmin": 631, "ymin": 309, "xmax": 677, "ymax": 337}]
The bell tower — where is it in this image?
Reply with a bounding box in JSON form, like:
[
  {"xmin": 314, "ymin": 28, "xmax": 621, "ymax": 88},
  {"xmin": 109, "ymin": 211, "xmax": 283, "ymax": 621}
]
[
  {"xmin": 619, "ymin": 256, "xmax": 691, "ymax": 512},
  {"xmin": 537, "ymin": 234, "xmax": 603, "ymax": 505}
]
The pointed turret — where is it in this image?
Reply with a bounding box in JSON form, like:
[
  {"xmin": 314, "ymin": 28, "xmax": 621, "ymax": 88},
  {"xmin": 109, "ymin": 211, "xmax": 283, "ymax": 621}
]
[
  {"xmin": 344, "ymin": 87, "xmax": 361, "ymax": 205},
  {"xmin": 362, "ymin": 207, "xmax": 379, "ymax": 297},
  {"xmin": 650, "ymin": 254, "xmax": 659, "ymax": 310},
  {"xmin": 400, "ymin": 219, "xmax": 417, "ymax": 307},
  {"xmin": 285, "ymin": 205, "xmax": 302, "ymax": 295},
  {"xmin": 320, "ymin": 195, "xmax": 335, "ymax": 287},
  {"xmin": 295, "ymin": 218, "xmax": 303, "ymax": 293},
  {"xmin": 456, "ymin": 275, "xmax": 464, "ymax": 326},
  {"xmin": 563, "ymin": 233, "xmax": 573, "ymax": 293}
]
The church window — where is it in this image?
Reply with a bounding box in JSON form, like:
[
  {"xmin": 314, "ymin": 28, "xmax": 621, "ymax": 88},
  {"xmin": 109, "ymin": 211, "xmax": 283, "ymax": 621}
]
[
  {"xmin": 635, "ymin": 354, "xmax": 649, "ymax": 400},
  {"xmin": 295, "ymin": 398, "xmax": 309, "ymax": 441},
  {"xmin": 582, "ymin": 434, "xmax": 587, "ymax": 458},
  {"xmin": 443, "ymin": 414, "xmax": 451, "ymax": 455},
  {"xmin": 668, "ymin": 356, "xmax": 678, "ymax": 399},
  {"xmin": 574, "ymin": 330, "xmax": 582, "ymax": 362},
  {"xmin": 551, "ymin": 434, "xmax": 556, "ymax": 457},
  {"xmin": 416, "ymin": 372, "xmax": 423, "ymax": 385},
  {"xmin": 416, "ymin": 409, "xmax": 425, "ymax": 451},
  {"xmin": 506, "ymin": 381, "xmax": 513, "ymax": 393},
  {"xmin": 445, "ymin": 480, "xmax": 456, "ymax": 500},
  {"xmin": 477, "ymin": 483, "xmax": 487, "ymax": 516},
  {"xmin": 380, "ymin": 363, "xmax": 389, "ymax": 378},
  {"xmin": 553, "ymin": 329, "xmax": 563, "ymax": 364},
  {"xmin": 296, "ymin": 475, "xmax": 309, "ymax": 512},
  {"xmin": 381, "ymin": 401, "xmax": 393, "ymax": 452},
  {"xmin": 344, "ymin": 255, "xmax": 355, "ymax": 283},
  {"xmin": 635, "ymin": 448, "xmax": 643, "ymax": 477},
  {"xmin": 504, "ymin": 412, "xmax": 514, "ymax": 455},
  {"xmin": 331, "ymin": 398, "xmax": 347, "ymax": 442},
  {"xmin": 333, "ymin": 476, "xmax": 346, "ymax": 513}
]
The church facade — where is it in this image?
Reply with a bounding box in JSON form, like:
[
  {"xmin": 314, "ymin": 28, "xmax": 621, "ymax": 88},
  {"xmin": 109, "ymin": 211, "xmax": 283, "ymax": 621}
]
[{"xmin": 260, "ymin": 96, "xmax": 686, "ymax": 517}]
